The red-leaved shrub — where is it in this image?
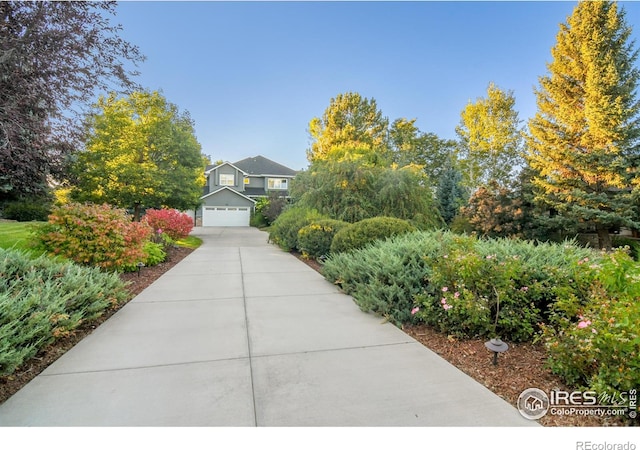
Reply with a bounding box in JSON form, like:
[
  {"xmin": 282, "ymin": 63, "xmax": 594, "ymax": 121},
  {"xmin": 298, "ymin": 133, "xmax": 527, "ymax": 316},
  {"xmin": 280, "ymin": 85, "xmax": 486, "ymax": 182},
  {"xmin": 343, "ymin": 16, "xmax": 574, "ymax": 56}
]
[
  {"xmin": 143, "ymin": 208, "xmax": 193, "ymax": 240},
  {"xmin": 35, "ymin": 203, "xmax": 152, "ymax": 270}
]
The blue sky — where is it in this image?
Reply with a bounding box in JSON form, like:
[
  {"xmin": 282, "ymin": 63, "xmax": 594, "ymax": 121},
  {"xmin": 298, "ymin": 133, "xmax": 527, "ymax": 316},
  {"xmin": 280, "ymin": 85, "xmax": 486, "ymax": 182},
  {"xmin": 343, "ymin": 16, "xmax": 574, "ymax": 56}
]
[{"xmin": 113, "ymin": 1, "xmax": 640, "ymax": 171}]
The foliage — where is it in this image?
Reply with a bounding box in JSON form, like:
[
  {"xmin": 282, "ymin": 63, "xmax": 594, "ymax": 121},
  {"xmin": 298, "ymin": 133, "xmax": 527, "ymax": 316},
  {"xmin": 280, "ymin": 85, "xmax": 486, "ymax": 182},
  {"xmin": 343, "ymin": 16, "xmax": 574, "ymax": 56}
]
[
  {"xmin": 2, "ymin": 200, "xmax": 51, "ymax": 222},
  {"xmin": 71, "ymin": 91, "xmax": 207, "ymax": 220},
  {"xmin": 456, "ymin": 83, "xmax": 524, "ymax": 189},
  {"xmin": 542, "ymin": 250, "xmax": 640, "ymax": 397},
  {"xmin": 324, "ymin": 230, "xmax": 599, "ymax": 336},
  {"xmin": 436, "ymin": 160, "xmax": 469, "ymax": 225},
  {"xmin": 612, "ymin": 236, "xmax": 640, "ymax": 260},
  {"xmin": 389, "ymin": 118, "xmax": 456, "ymax": 183},
  {"xmin": 297, "ymin": 219, "xmax": 350, "ymax": 260},
  {"xmin": 0, "ymin": 247, "xmax": 129, "ymax": 375},
  {"xmin": 307, "ymin": 92, "xmax": 390, "ymax": 163},
  {"xmin": 142, "ymin": 208, "xmax": 194, "ymax": 240},
  {"xmin": 292, "ymin": 159, "xmax": 444, "ymax": 227},
  {"xmin": 34, "ymin": 202, "xmax": 152, "ymax": 271},
  {"xmin": 0, "ymin": 1, "xmax": 143, "ymax": 202},
  {"xmin": 268, "ymin": 207, "xmax": 328, "ymax": 252},
  {"xmin": 459, "ymin": 180, "xmax": 524, "ymax": 238},
  {"xmin": 330, "ymin": 217, "xmax": 416, "ymax": 254},
  {"xmin": 526, "ymin": 1, "xmax": 640, "ymax": 250},
  {"xmin": 255, "ymin": 191, "xmax": 287, "ymax": 225}
]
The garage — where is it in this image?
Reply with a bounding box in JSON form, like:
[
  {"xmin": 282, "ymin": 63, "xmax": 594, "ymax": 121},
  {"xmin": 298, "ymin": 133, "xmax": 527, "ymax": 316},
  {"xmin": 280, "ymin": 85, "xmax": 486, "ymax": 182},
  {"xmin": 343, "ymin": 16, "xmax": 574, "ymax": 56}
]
[{"xmin": 202, "ymin": 206, "xmax": 251, "ymax": 227}]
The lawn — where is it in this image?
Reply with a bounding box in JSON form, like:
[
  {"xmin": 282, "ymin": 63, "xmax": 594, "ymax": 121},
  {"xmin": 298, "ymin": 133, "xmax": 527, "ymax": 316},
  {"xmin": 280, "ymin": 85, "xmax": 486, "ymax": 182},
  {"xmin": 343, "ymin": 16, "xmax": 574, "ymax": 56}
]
[{"xmin": 0, "ymin": 221, "xmax": 42, "ymax": 252}]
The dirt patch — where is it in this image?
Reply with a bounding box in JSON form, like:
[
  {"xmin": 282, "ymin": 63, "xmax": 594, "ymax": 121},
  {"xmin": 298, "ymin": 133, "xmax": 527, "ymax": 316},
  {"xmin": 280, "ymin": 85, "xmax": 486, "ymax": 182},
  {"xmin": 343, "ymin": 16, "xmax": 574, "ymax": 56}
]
[{"xmin": 0, "ymin": 245, "xmax": 194, "ymax": 405}]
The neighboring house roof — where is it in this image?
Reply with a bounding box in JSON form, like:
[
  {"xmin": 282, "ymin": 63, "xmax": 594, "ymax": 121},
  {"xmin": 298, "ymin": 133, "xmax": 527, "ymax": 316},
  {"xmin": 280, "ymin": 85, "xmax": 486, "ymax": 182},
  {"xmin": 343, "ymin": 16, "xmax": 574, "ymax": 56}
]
[
  {"xmin": 204, "ymin": 161, "xmax": 248, "ymax": 175},
  {"xmin": 232, "ymin": 155, "xmax": 298, "ymax": 177},
  {"xmin": 200, "ymin": 186, "xmax": 256, "ymax": 203}
]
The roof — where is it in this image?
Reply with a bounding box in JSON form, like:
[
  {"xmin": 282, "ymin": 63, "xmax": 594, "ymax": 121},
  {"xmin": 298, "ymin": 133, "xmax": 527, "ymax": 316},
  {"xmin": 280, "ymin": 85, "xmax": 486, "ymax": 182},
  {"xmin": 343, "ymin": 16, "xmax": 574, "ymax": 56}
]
[
  {"xmin": 200, "ymin": 186, "xmax": 256, "ymax": 203},
  {"xmin": 232, "ymin": 155, "xmax": 297, "ymax": 177}
]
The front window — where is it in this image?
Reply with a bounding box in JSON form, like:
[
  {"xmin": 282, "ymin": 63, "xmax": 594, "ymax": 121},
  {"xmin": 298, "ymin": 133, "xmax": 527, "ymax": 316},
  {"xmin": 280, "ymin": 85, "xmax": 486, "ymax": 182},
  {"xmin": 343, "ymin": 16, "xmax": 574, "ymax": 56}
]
[
  {"xmin": 268, "ymin": 178, "xmax": 288, "ymax": 190},
  {"xmin": 220, "ymin": 174, "xmax": 235, "ymax": 186}
]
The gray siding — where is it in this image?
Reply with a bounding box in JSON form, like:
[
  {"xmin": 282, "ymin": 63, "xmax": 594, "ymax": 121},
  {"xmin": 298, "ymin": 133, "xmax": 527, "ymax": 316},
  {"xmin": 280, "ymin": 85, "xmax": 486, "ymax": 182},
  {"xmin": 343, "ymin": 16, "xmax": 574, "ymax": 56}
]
[{"xmin": 202, "ymin": 189, "xmax": 254, "ymax": 208}]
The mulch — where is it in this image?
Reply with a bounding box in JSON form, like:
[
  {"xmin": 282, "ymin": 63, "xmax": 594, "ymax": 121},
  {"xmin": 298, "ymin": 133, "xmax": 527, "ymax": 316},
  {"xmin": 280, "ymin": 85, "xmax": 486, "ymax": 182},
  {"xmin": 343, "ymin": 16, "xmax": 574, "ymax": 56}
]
[{"xmin": 0, "ymin": 246, "xmax": 631, "ymax": 426}]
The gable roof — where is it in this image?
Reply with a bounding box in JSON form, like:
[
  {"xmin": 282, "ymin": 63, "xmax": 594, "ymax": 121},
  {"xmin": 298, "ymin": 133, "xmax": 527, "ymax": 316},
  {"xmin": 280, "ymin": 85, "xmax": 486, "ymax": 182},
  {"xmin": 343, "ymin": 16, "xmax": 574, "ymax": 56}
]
[
  {"xmin": 232, "ymin": 155, "xmax": 297, "ymax": 177},
  {"xmin": 200, "ymin": 186, "xmax": 256, "ymax": 203},
  {"xmin": 204, "ymin": 161, "xmax": 247, "ymax": 175}
]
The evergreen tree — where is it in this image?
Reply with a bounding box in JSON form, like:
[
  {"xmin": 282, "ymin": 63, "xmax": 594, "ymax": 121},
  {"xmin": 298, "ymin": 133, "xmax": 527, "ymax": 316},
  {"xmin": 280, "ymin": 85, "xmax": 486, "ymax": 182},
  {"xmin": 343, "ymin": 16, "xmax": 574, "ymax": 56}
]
[
  {"xmin": 527, "ymin": 1, "xmax": 640, "ymax": 249},
  {"xmin": 436, "ymin": 160, "xmax": 468, "ymax": 225}
]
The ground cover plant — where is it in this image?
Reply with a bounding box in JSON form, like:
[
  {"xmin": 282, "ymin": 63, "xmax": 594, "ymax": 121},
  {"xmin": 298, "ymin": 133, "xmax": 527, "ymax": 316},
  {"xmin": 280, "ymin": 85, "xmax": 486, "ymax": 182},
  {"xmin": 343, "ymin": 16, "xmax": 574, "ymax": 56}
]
[
  {"xmin": 323, "ymin": 230, "xmax": 639, "ymax": 398},
  {"xmin": 0, "ymin": 248, "xmax": 129, "ymax": 376}
]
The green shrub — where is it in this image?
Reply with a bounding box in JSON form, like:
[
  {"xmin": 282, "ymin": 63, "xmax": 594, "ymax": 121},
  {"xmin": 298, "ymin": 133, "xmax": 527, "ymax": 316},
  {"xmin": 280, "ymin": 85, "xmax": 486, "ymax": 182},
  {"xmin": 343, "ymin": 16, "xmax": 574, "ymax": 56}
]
[
  {"xmin": 324, "ymin": 230, "xmax": 599, "ymax": 338},
  {"xmin": 542, "ymin": 250, "xmax": 640, "ymax": 398},
  {"xmin": 324, "ymin": 231, "xmax": 452, "ymax": 324},
  {"xmin": 268, "ymin": 206, "xmax": 327, "ymax": 252},
  {"xmin": 0, "ymin": 248, "xmax": 129, "ymax": 375},
  {"xmin": 297, "ymin": 219, "xmax": 350, "ymax": 259},
  {"xmin": 612, "ymin": 236, "xmax": 640, "ymax": 260},
  {"xmin": 250, "ymin": 210, "xmax": 269, "ymax": 228},
  {"xmin": 330, "ymin": 216, "xmax": 416, "ymax": 254},
  {"xmin": 2, "ymin": 200, "xmax": 51, "ymax": 222},
  {"xmin": 34, "ymin": 202, "xmax": 152, "ymax": 271}
]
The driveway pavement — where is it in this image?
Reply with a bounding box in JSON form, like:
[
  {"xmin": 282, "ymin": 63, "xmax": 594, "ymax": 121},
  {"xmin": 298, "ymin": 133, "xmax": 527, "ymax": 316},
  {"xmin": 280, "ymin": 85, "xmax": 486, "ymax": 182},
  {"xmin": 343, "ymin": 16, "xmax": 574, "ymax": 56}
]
[{"xmin": 0, "ymin": 227, "xmax": 537, "ymax": 426}]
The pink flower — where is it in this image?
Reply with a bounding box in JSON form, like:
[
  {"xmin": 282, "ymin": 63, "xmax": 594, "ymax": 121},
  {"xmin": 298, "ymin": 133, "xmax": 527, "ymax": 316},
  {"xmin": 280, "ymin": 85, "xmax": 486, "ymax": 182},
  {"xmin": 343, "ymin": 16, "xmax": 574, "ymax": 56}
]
[
  {"xmin": 592, "ymin": 328, "xmax": 597, "ymax": 334},
  {"xmin": 442, "ymin": 286, "xmax": 448, "ymax": 292},
  {"xmin": 443, "ymin": 304, "xmax": 453, "ymax": 311},
  {"xmin": 441, "ymin": 298, "xmax": 447, "ymax": 304},
  {"xmin": 157, "ymin": 228, "xmax": 163, "ymax": 234},
  {"xmin": 454, "ymin": 291, "xmax": 460, "ymax": 298},
  {"xmin": 577, "ymin": 320, "xmax": 592, "ymax": 329},
  {"xmin": 520, "ymin": 286, "xmax": 529, "ymax": 292},
  {"xmin": 411, "ymin": 307, "xmax": 420, "ymax": 315}
]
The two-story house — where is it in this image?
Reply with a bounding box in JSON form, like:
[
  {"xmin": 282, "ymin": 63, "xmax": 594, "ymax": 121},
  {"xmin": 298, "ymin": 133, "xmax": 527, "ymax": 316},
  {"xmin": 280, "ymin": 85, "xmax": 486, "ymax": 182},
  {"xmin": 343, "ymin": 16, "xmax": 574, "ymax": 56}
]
[{"xmin": 198, "ymin": 155, "xmax": 297, "ymax": 226}]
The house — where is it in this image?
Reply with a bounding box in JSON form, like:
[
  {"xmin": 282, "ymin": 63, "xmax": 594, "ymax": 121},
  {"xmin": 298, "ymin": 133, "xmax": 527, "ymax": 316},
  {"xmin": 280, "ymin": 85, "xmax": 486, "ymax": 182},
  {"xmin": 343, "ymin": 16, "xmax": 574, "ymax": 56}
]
[{"xmin": 197, "ymin": 155, "xmax": 298, "ymax": 226}]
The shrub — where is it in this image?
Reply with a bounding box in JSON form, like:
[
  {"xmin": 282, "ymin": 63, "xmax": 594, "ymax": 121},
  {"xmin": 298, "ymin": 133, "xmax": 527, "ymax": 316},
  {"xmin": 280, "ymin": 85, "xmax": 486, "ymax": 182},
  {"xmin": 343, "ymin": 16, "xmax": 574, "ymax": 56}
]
[
  {"xmin": 330, "ymin": 216, "xmax": 416, "ymax": 254},
  {"xmin": 123, "ymin": 241, "xmax": 166, "ymax": 272},
  {"xmin": 34, "ymin": 202, "xmax": 152, "ymax": 271},
  {"xmin": 297, "ymin": 219, "xmax": 350, "ymax": 259},
  {"xmin": 324, "ymin": 230, "xmax": 599, "ymax": 337},
  {"xmin": 2, "ymin": 200, "xmax": 51, "ymax": 222},
  {"xmin": 143, "ymin": 208, "xmax": 193, "ymax": 240},
  {"xmin": 0, "ymin": 248, "xmax": 129, "ymax": 375},
  {"xmin": 324, "ymin": 231, "xmax": 452, "ymax": 324},
  {"xmin": 541, "ymin": 251, "xmax": 640, "ymax": 396},
  {"xmin": 268, "ymin": 207, "xmax": 327, "ymax": 252}
]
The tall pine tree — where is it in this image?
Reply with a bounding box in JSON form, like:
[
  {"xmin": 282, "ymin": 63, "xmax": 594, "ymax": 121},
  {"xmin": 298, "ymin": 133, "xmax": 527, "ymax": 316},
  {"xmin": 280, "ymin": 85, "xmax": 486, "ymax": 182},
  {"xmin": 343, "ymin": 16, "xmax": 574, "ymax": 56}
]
[{"xmin": 527, "ymin": 1, "xmax": 640, "ymax": 249}]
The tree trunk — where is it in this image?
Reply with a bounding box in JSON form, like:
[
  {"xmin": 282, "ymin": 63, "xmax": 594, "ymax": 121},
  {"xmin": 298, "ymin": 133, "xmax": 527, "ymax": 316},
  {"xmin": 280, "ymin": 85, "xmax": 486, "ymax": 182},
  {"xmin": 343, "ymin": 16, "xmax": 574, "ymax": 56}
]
[
  {"xmin": 596, "ymin": 225, "xmax": 612, "ymax": 251},
  {"xmin": 133, "ymin": 203, "xmax": 142, "ymax": 222}
]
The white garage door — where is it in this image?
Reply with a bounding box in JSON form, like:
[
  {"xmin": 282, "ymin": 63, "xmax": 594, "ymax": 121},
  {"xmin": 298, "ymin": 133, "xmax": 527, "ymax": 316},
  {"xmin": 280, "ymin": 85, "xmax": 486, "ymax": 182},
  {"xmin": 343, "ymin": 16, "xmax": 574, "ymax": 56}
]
[{"xmin": 203, "ymin": 206, "xmax": 251, "ymax": 227}]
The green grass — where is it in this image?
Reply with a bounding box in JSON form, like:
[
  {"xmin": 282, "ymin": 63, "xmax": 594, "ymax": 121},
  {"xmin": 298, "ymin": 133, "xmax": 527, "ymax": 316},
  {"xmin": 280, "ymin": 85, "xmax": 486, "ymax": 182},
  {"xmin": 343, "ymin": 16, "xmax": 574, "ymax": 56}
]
[
  {"xmin": 175, "ymin": 235, "xmax": 202, "ymax": 249},
  {"xmin": 0, "ymin": 221, "xmax": 43, "ymax": 252}
]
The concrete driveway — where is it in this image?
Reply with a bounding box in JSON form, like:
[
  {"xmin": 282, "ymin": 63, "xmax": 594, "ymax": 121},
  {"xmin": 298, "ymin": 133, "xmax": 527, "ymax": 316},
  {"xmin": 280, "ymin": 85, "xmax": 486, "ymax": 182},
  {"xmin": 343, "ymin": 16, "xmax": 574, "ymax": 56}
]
[{"xmin": 0, "ymin": 227, "xmax": 536, "ymax": 426}]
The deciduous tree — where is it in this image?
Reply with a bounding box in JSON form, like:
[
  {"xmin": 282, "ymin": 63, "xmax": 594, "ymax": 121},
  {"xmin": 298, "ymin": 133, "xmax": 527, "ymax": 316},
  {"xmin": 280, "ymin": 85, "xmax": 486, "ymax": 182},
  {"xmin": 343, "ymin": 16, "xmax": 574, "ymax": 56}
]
[
  {"xmin": 456, "ymin": 83, "xmax": 524, "ymax": 189},
  {"xmin": 0, "ymin": 2, "xmax": 143, "ymax": 201},
  {"xmin": 307, "ymin": 92, "xmax": 390, "ymax": 163},
  {"xmin": 72, "ymin": 91, "xmax": 207, "ymax": 220}
]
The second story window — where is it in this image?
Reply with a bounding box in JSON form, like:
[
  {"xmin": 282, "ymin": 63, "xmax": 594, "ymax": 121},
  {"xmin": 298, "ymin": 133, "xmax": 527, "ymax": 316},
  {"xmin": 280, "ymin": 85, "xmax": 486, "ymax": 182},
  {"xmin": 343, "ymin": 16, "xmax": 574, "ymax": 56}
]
[
  {"xmin": 220, "ymin": 174, "xmax": 235, "ymax": 186},
  {"xmin": 268, "ymin": 178, "xmax": 288, "ymax": 190}
]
